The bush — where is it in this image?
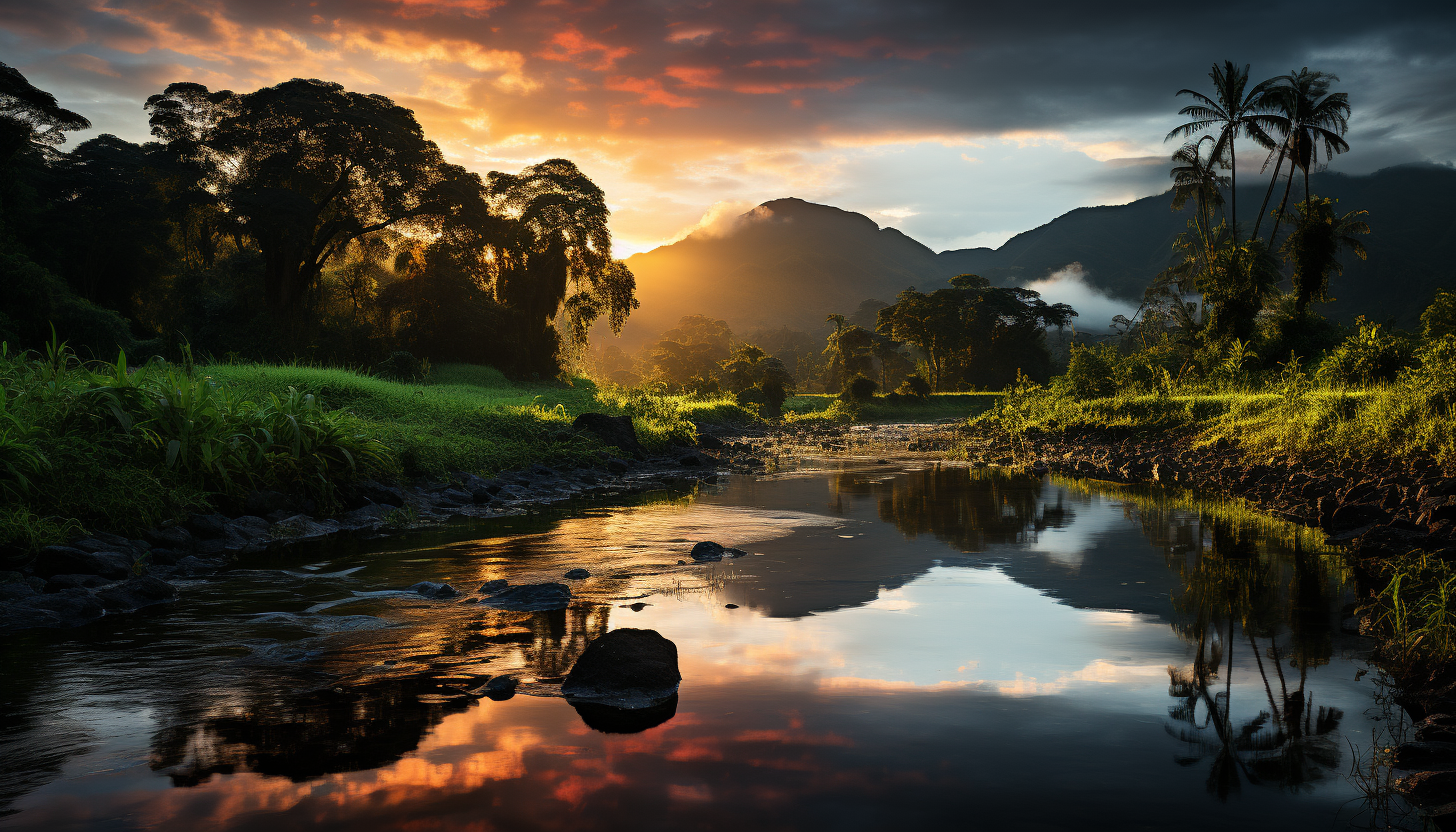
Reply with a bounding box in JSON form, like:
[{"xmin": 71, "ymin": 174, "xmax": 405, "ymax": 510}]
[
  {"xmin": 376, "ymin": 351, "xmax": 430, "ymax": 383},
  {"xmin": 1406, "ymin": 334, "xmax": 1456, "ymax": 410},
  {"xmin": 0, "ymin": 253, "xmax": 137, "ymax": 358},
  {"xmin": 841, "ymin": 374, "xmax": 878, "ymax": 402},
  {"xmin": 1063, "ymin": 343, "xmax": 1118, "ymax": 398},
  {"xmin": 896, "ymin": 374, "xmax": 931, "ymax": 398},
  {"xmin": 1314, "ymin": 320, "xmax": 1413, "ymax": 387}
]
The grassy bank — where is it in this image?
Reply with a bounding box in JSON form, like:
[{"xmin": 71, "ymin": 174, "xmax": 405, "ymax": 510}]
[
  {"xmin": 784, "ymin": 392, "xmax": 1002, "ymax": 425},
  {"xmin": 0, "ymin": 348, "xmax": 756, "ymax": 553},
  {"xmin": 980, "ymin": 381, "xmax": 1455, "ymax": 466}
]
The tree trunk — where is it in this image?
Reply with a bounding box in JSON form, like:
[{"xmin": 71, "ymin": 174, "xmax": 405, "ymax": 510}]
[
  {"xmin": 1251, "ymin": 144, "xmax": 1286, "ymax": 240},
  {"xmin": 1228, "ymin": 136, "xmax": 1237, "ymax": 241},
  {"xmin": 1268, "ymin": 165, "xmax": 1298, "ymax": 247}
]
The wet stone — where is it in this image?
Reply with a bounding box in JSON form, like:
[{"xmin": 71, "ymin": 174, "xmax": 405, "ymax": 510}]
[
  {"xmin": 564, "ymin": 568, "xmax": 590, "ymax": 579},
  {"xmin": 409, "ymin": 581, "xmax": 460, "ymax": 599},
  {"xmin": 563, "ymin": 628, "xmax": 681, "ymax": 709},
  {"xmin": 478, "ymin": 583, "xmax": 571, "ymax": 611}
]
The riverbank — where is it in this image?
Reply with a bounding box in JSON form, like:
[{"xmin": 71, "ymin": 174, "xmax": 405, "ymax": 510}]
[{"xmin": 0, "ymin": 351, "xmax": 764, "ymax": 626}]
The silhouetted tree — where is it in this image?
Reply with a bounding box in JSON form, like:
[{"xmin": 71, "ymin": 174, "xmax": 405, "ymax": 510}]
[
  {"xmin": 1282, "ymin": 196, "xmax": 1369, "ymax": 313},
  {"xmin": 0, "ymin": 62, "xmax": 90, "ymax": 164},
  {"xmin": 1256, "ymin": 69, "xmax": 1350, "ymax": 244}
]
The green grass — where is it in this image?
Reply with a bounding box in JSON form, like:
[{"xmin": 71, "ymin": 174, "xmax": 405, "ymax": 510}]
[
  {"xmin": 0, "ymin": 350, "xmax": 758, "ymax": 553},
  {"xmin": 783, "ymin": 392, "xmax": 1002, "ymax": 425},
  {"xmin": 205, "ymin": 362, "xmax": 757, "ymax": 476}
]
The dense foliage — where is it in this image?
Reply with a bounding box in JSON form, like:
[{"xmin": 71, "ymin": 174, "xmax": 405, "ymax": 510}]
[{"xmin": 0, "ymin": 66, "xmax": 637, "ymax": 379}]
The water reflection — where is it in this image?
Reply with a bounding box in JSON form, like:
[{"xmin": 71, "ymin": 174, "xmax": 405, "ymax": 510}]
[{"xmin": 0, "ymin": 464, "xmax": 1387, "ymax": 831}]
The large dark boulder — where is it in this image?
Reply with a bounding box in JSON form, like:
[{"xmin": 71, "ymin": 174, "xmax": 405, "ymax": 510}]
[
  {"xmin": 572, "ymin": 413, "xmax": 644, "ymax": 457},
  {"xmin": 33, "ymin": 546, "xmax": 132, "ymax": 579},
  {"xmin": 562, "ymin": 628, "xmax": 681, "ymax": 709},
  {"xmin": 478, "ymin": 582, "xmax": 571, "ymax": 611},
  {"xmin": 95, "ymin": 576, "xmax": 178, "ymax": 613}
]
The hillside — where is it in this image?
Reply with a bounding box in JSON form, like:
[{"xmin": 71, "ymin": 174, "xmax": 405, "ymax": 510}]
[{"xmin": 617, "ymin": 164, "xmax": 1456, "ymax": 346}]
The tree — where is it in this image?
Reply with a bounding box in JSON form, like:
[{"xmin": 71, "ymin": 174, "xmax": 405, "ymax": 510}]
[
  {"xmin": 1280, "ymin": 196, "xmax": 1369, "ymax": 313},
  {"xmin": 1167, "ymin": 61, "xmax": 1277, "ymax": 240},
  {"xmin": 876, "ymin": 274, "xmax": 1075, "ymax": 391},
  {"xmin": 203, "ymin": 79, "xmax": 491, "ymax": 324},
  {"xmin": 145, "ymin": 82, "xmax": 239, "ymax": 270},
  {"xmin": 1255, "ymin": 69, "xmax": 1350, "ymax": 244},
  {"xmin": 720, "ymin": 343, "xmax": 795, "ymax": 416},
  {"xmin": 0, "ymin": 62, "xmax": 90, "ymax": 164},
  {"xmin": 485, "ymin": 158, "xmax": 637, "ymax": 362},
  {"xmin": 823, "ymin": 322, "xmax": 875, "ymax": 387},
  {"xmin": 649, "ymin": 315, "xmax": 733, "ymax": 392},
  {"xmin": 1422, "ymin": 290, "xmax": 1456, "ymax": 341}
]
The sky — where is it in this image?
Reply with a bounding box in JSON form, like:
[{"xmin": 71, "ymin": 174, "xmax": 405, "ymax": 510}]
[{"xmin": 4, "ymin": 0, "xmax": 1454, "ymax": 256}]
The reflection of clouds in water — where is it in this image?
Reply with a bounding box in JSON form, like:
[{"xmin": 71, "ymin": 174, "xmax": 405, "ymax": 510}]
[{"xmin": 1022, "ymin": 503, "xmax": 1125, "ymax": 569}]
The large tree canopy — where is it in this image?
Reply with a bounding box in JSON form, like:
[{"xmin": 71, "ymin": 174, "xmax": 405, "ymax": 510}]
[
  {"xmin": 181, "ymin": 78, "xmax": 491, "ymax": 320},
  {"xmin": 877, "ymin": 274, "xmax": 1076, "ymax": 391},
  {"xmin": 0, "ymin": 62, "xmax": 90, "ymax": 164}
]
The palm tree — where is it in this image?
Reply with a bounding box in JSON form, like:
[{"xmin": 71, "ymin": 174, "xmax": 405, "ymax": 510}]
[
  {"xmin": 1167, "ymin": 61, "xmax": 1278, "ymax": 241},
  {"xmin": 1256, "ymin": 69, "xmax": 1350, "ymax": 245},
  {"xmin": 1170, "ymin": 136, "xmax": 1229, "ymax": 264}
]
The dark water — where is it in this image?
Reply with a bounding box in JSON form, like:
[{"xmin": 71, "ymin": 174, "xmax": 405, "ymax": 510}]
[{"xmin": 0, "ymin": 463, "xmax": 1406, "ymax": 830}]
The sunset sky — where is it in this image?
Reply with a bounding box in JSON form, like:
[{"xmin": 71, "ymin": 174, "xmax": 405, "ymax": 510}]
[{"xmin": 5, "ymin": 0, "xmax": 1454, "ymax": 256}]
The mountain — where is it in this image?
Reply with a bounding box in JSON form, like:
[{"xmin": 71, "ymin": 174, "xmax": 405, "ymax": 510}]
[{"xmin": 617, "ymin": 164, "xmax": 1456, "ymax": 346}]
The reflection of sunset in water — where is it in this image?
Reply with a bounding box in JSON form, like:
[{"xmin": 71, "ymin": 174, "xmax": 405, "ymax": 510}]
[{"xmin": 0, "ymin": 465, "xmax": 1390, "ymax": 831}]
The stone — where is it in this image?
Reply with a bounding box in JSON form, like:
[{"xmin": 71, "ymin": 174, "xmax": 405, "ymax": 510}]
[
  {"xmin": 696, "ymin": 434, "xmax": 725, "ymax": 450},
  {"xmin": 1397, "ymin": 768, "xmax": 1456, "ymax": 804},
  {"xmin": 690, "ymin": 541, "xmax": 724, "ymax": 562},
  {"xmin": 573, "ymin": 413, "xmax": 644, "ymax": 456},
  {"xmin": 409, "ymin": 581, "xmax": 460, "ymax": 599},
  {"xmin": 95, "ymin": 576, "xmax": 178, "ymax": 613},
  {"xmin": 32, "ymin": 546, "xmax": 133, "ymax": 580},
  {"xmin": 143, "ymin": 525, "xmax": 195, "ymax": 552},
  {"xmin": 564, "ymin": 568, "xmax": 590, "ymax": 579},
  {"xmin": 172, "ymin": 556, "xmax": 222, "ymax": 577},
  {"xmin": 478, "ymin": 579, "xmax": 509, "ymax": 594},
  {"xmin": 725, "ymin": 604, "xmax": 739, "ymax": 609},
  {"xmin": 339, "ymin": 504, "xmax": 390, "ymax": 532},
  {"xmin": 356, "ymin": 480, "xmax": 406, "ymax": 507},
  {"xmin": 1394, "ymin": 740, "xmax": 1456, "ymax": 770},
  {"xmin": 28, "ymin": 588, "xmax": 107, "ymax": 625},
  {"xmin": 185, "ymin": 513, "xmax": 229, "ymax": 539},
  {"xmin": 723, "ymin": 547, "xmax": 749, "ymax": 558},
  {"xmin": 478, "ymin": 583, "xmax": 571, "ymax": 611},
  {"xmin": 483, "ymin": 675, "xmax": 517, "ymax": 700},
  {"xmin": 272, "ymin": 514, "xmax": 342, "ymax": 542},
  {"xmin": 561, "ymin": 628, "xmax": 681, "ymax": 709},
  {"xmin": 606, "ymin": 458, "xmax": 630, "ymax": 474},
  {"xmin": 146, "ymin": 548, "xmax": 182, "ymax": 566},
  {"xmin": 1418, "ymin": 714, "xmax": 1456, "ymax": 744},
  {"xmin": 43, "ymin": 574, "xmax": 111, "ymax": 593}
]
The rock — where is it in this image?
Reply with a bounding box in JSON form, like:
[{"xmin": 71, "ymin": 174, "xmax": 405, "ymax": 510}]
[
  {"xmin": 30, "ymin": 588, "xmax": 107, "ymax": 624},
  {"xmin": 723, "ymin": 547, "xmax": 748, "ymax": 558},
  {"xmin": 1397, "ymin": 769, "xmax": 1456, "ymax": 804},
  {"xmin": 184, "ymin": 513, "xmax": 229, "ymax": 539},
  {"xmin": 32, "ymin": 546, "xmax": 133, "ymax": 580},
  {"xmin": 357, "ymin": 480, "xmax": 406, "ymax": 507},
  {"xmin": 1418, "ymin": 715, "xmax": 1456, "ymax": 744},
  {"xmin": 605, "ymin": 458, "xmax": 630, "ymax": 474},
  {"xmin": 95, "ymin": 576, "xmax": 178, "ymax": 613},
  {"xmin": 678, "ymin": 452, "xmax": 720, "ymax": 467},
  {"xmin": 564, "ymin": 568, "xmax": 591, "ymax": 579},
  {"xmin": 478, "ymin": 579, "xmax": 509, "ymax": 594},
  {"xmin": 573, "ymin": 413, "xmax": 644, "ymax": 457},
  {"xmin": 571, "ymin": 695, "xmax": 678, "ymax": 734},
  {"xmin": 271, "ymin": 514, "xmax": 342, "ymax": 542},
  {"xmin": 478, "ymin": 582, "xmax": 571, "ymax": 611},
  {"xmin": 690, "ymin": 541, "xmax": 724, "ymax": 562},
  {"xmin": 172, "ymin": 556, "xmax": 222, "ymax": 577},
  {"xmin": 1328, "ymin": 502, "xmax": 1392, "ymax": 532},
  {"xmin": 1394, "ymin": 740, "xmax": 1456, "ymax": 770},
  {"xmin": 697, "ymin": 434, "xmax": 725, "ymax": 450},
  {"xmin": 146, "ymin": 548, "xmax": 182, "ymax": 566},
  {"xmin": 409, "ymin": 581, "xmax": 460, "ymax": 599},
  {"xmin": 339, "ymin": 504, "xmax": 390, "ymax": 532},
  {"xmin": 562, "ymin": 628, "xmax": 681, "ymax": 709},
  {"xmin": 436, "ymin": 488, "xmax": 473, "ymax": 507},
  {"xmin": 69, "ymin": 537, "xmax": 114, "ymax": 553},
  {"xmin": 725, "ymin": 604, "xmax": 739, "ymax": 609},
  {"xmin": 143, "ymin": 525, "xmax": 195, "ymax": 552},
  {"xmin": 43, "ymin": 574, "xmax": 111, "ymax": 593},
  {"xmin": 483, "ymin": 675, "xmax": 517, "ymax": 700},
  {"xmin": 201, "ymin": 515, "xmax": 273, "ymax": 554}
]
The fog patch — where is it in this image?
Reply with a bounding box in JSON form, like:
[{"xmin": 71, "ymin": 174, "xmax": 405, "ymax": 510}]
[
  {"xmin": 1023, "ymin": 264, "xmax": 1138, "ymax": 333},
  {"xmin": 674, "ymin": 200, "xmax": 760, "ymax": 241}
]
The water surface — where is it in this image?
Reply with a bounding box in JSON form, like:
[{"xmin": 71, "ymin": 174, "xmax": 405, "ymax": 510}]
[{"xmin": 0, "ymin": 463, "xmax": 1402, "ymax": 830}]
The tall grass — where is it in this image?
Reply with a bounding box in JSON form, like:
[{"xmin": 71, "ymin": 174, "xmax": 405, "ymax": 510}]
[{"xmin": 1366, "ymin": 553, "xmax": 1456, "ymax": 670}]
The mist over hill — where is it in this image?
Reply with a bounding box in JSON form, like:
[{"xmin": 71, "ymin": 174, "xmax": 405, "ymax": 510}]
[{"xmin": 616, "ymin": 164, "xmax": 1456, "ymax": 346}]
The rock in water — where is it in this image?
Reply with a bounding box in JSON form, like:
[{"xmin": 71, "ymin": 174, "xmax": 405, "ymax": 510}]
[
  {"xmin": 572, "ymin": 413, "xmax": 644, "ymax": 457},
  {"xmin": 562, "ymin": 628, "xmax": 681, "ymax": 709},
  {"xmin": 478, "ymin": 582, "xmax": 572, "ymax": 611},
  {"xmin": 409, "ymin": 581, "xmax": 460, "ymax": 599},
  {"xmin": 95, "ymin": 576, "xmax": 178, "ymax": 613},
  {"xmin": 690, "ymin": 541, "xmax": 724, "ymax": 562},
  {"xmin": 564, "ymin": 568, "xmax": 590, "ymax": 579},
  {"xmin": 572, "ymin": 694, "xmax": 679, "ymax": 734}
]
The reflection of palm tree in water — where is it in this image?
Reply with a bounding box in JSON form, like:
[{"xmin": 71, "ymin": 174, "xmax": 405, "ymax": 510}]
[{"xmin": 1159, "ymin": 509, "xmax": 1345, "ymax": 798}]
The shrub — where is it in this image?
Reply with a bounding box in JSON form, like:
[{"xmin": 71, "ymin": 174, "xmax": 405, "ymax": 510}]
[
  {"xmin": 1405, "ymin": 334, "xmax": 1456, "ymax": 410},
  {"xmin": 841, "ymin": 374, "xmax": 878, "ymax": 402},
  {"xmin": 1314, "ymin": 320, "xmax": 1413, "ymax": 387},
  {"xmin": 896, "ymin": 374, "xmax": 932, "ymax": 398},
  {"xmin": 1063, "ymin": 343, "xmax": 1118, "ymax": 398},
  {"xmin": 376, "ymin": 351, "xmax": 430, "ymax": 383}
]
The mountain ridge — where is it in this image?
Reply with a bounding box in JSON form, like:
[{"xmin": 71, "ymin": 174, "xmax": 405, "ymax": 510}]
[{"xmin": 615, "ymin": 163, "xmax": 1456, "ymax": 346}]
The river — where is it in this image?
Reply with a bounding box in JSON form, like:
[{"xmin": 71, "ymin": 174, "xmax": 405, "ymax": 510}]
[{"xmin": 0, "ymin": 461, "xmax": 1407, "ymax": 830}]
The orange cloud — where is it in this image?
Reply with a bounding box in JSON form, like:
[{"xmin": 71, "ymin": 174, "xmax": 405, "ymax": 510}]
[
  {"xmin": 538, "ymin": 27, "xmax": 635, "ymax": 71},
  {"xmin": 604, "ymin": 75, "xmax": 699, "ymax": 109}
]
